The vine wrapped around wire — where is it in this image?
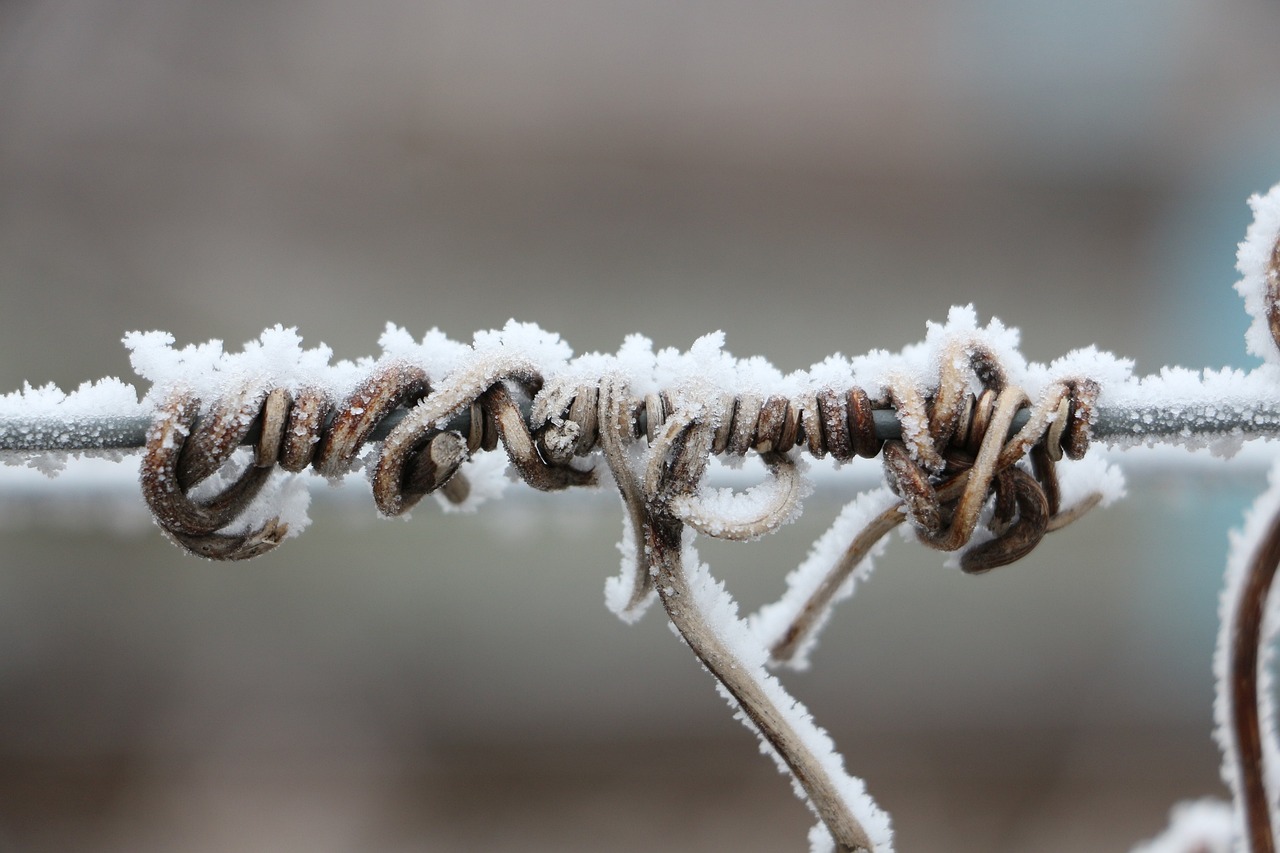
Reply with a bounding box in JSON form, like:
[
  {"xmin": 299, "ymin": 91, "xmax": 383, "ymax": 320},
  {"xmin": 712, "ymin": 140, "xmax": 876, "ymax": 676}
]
[
  {"xmin": 0, "ymin": 176, "xmax": 1270, "ymax": 852},
  {"xmin": 134, "ymin": 311, "xmax": 1109, "ymax": 852}
]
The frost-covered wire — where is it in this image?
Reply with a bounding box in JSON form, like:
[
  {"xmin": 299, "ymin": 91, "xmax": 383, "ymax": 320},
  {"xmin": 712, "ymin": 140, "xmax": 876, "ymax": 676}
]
[
  {"xmin": 9, "ymin": 180, "xmax": 1280, "ymax": 851},
  {"xmin": 8, "ymin": 391, "xmax": 1280, "ymax": 454},
  {"xmin": 0, "ymin": 306, "xmax": 1115, "ymax": 564}
]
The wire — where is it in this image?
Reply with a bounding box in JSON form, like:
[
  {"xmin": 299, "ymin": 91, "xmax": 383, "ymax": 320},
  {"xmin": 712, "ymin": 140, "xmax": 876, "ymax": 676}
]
[{"xmin": 2, "ymin": 397, "xmax": 1279, "ymax": 453}]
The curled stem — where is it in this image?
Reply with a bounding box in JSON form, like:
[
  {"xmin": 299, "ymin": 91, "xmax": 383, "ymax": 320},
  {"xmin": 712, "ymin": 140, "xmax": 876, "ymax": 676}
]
[
  {"xmin": 670, "ymin": 450, "xmax": 802, "ymax": 541},
  {"xmin": 635, "ymin": 414, "xmax": 881, "ymax": 852},
  {"xmin": 597, "ymin": 375, "xmax": 655, "ymax": 617}
]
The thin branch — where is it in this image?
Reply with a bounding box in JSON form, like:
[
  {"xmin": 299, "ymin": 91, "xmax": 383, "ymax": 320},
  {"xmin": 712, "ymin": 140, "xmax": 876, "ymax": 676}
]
[
  {"xmin": 646, "ymin": 514, "xmax": 876, "ymax": 852},
  {"xmin": 1231, "ymin": 502, "xmax": 1280, "ymax": 853}
]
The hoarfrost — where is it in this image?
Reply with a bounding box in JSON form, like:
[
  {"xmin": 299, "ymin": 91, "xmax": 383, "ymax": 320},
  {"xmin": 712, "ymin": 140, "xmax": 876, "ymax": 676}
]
[
  {"xmin": 1057, "ymin": 454, "xmax": 1127, "ymax": 511},
  {"xmin": 749, "ymin": 487, "xmax": 899, "ymax": 670},
  {"xmin": 604, "ymin": 502, "xmax": 656, "ymax": 623},
  {"xmin": 1212, "ymin": 456, "xmax": 1280, "ymax": 846},
  {"xmin": 430, "ymin": 450, "xmax": 511, "ymax": 514},
  {"xmin": 1129, "ymin": 798, "xmax": 1234, "ymax": 853},
  {"xmin": 678, "ymin": 531, "xmax": 894, "ymax": 852},
  {"xmin": 0, "ymin": 376, "xmax": 141, "ymax": 421},
  {"xmin": 0, "ymin": 376, "xmax": 145, "ymax": 474},
  {"xmin": 671, "ymin": 454, "xmax": 810, "ymax": 541},
  {"xmin": 1236, "ymin": 181, "xmax": 1280, "ymax": 366}
]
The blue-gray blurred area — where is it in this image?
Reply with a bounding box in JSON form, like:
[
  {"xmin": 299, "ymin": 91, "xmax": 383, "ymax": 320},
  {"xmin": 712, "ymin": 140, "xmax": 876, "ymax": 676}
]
[{"xmin": 2, "ymin": 2, "xmax": 1280, "ymax": 851}]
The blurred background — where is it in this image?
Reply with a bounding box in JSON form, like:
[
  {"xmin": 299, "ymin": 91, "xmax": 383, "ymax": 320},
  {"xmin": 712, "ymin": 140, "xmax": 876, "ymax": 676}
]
[{"xmin": 2, "ymin": 2, "xmax": 1280, "ymax": 850}]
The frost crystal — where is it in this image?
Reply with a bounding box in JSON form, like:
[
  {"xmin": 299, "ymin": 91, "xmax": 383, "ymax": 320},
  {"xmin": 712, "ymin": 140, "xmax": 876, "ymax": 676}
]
[
  {"xmin": 0, "ymin": 376, "xmax": 145, "ymax": 474},
  {"xmin": 1237, "ymin": 181, "xmax": 1280, "ymax": 366},
  {"xmin": 1129, "ymin": 798, "xmax": 1234, "ymax": 853}
]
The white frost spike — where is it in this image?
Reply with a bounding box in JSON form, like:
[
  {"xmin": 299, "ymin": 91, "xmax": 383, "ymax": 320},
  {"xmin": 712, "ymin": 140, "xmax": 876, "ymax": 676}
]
[
  {"xmin": 1213, "ymin": 457, "xmax": 1280, "ymax": 848},
  {"xmin": 598, "ymin": 374, "xmax": 658, "ymax": 623},
  {"xmin": 1236, "ymin": 181, "xmax": 1280, "ymax": 365},
  {"xmin": 808, "ymin": 822, "xmax": 836, "ymax": 853},
  {"xmin": 429, "ymin": 451, "xmax": 510, "ymax": 514},
  {"xmin": 750, "ymin": 487, "xmax": 900, "ymax": 670},
  {"xmin": 1056, "ymin": 454, "xmax": 1127, "ymax": 513},
  {"xmin": 603, "ymin": 507, "xmax": 657, "ymax": 623},
  {"xmin": 1129, "ymin": 799, "xmax": 1234, "ymax": 853}
]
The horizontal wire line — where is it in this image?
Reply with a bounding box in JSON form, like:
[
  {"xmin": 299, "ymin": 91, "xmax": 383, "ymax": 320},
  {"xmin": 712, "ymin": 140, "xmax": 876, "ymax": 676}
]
[{"xmin": 2, "ymin": 397, "xmax": 1280, "ymax": 454}]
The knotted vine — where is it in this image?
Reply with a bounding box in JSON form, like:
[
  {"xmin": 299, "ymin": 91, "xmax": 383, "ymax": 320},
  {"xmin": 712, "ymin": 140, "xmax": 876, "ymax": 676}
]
[{"xmin": 130, "ymin": 308, "xmax": 1112, "ymax": 852}]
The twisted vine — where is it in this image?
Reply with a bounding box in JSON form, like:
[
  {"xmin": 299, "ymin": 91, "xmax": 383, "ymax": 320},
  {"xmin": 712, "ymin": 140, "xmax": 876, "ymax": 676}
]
[
  {"xmin": 103, "ymin": 179, "xmax": 1280, "ymax": 851},
  {"xmin": 133, "ymin": 319, "xmax": 1107, "ymax": 852}
]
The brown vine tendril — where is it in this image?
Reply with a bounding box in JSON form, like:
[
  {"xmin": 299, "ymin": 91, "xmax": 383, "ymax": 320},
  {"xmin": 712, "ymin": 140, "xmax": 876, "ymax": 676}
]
[
  {"xmin": 133, "ymin": 330, "xmax": 1110, "ymax": 853},
  {"xmin": 1266, "ymin": 227, "xmax": 1280, "ymax": 354},
  {"xmin": 1231, "ymin": 503, "xmax": 1280, "ymax": 853},
  {"xmin": 763, "ymin": 351, "xmax": 1103, "ymax": 665},
  {"xmin": 140, "ymin": 388, "xmax": 285, "ymax": 560},
  {"xmin": 596, "ymin": 374, "xmax": 655, "ymax": 617},
  {"xmin": 139, "ymin": 340, "xmax": 1101, "ymax": 577},
  {"xmin": 634, "ymin": 410, "xmax": 878, "ymax": 852}
]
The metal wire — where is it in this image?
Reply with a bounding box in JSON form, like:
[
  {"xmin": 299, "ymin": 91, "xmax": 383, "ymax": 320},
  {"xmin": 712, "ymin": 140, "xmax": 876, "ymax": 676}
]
[{"xmin": 3, "ymin": 397, "xmax": 1280, "ymax": 454}]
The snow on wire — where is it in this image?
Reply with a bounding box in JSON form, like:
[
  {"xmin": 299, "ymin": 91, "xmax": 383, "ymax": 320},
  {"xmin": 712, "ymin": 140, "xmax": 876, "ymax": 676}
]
[{"xmin": 7, "ymin": 184, "xmax": 1280, "ymax": 851}]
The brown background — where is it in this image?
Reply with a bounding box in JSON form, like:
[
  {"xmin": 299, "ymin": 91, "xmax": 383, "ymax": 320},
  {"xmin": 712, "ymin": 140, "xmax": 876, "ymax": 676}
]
[{"xmin": 2, "ymin": 2, "xmax": 1280, "ymax": 850}]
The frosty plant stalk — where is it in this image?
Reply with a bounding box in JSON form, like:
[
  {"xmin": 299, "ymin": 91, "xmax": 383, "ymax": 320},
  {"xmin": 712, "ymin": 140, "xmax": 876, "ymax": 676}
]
[{"xmin": 10, "ymin": 189, "xmax": 1280, "ymax": 851}]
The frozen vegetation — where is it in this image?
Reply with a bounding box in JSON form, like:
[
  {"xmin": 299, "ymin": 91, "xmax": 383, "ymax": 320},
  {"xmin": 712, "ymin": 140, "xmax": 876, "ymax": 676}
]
[{"xmin": 4, "ymin": 182, "xmax": 1280, "ymax": 850}]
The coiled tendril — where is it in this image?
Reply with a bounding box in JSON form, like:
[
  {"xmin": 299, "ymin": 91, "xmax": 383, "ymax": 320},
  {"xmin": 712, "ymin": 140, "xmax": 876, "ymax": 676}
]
[{"xmin": 140, "ymin": 338, "xmax": 1098, "ymax": 568}]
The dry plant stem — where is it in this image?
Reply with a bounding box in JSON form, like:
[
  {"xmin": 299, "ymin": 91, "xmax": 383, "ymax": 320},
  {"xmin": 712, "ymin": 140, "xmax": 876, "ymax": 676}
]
[
  {"xmin": 401, "ymin": 431, "xmax": 468, "ymax": 500},
  {"xmin": 372, "ymin": 353, "xmax": 593, "ymax": 516},
  {"xmin": 179, "ymin": 382, "xmax": 268, "ymax": 487},
  {"xmin": 481, "ymin": 383, "xmax": 594, "ymax": 492},
  {"xmin": 881, "ymin": 440, "xmax": 940, "ymax": 532},
  {"xmin": 139, "ymin": 390, "xmax": 286, "ymax": 559},
  {"xmin": 164, "ymin": 517, "xmax": 288, "ymax": 560},
  {"xmin": 254, "ymin": 387, "xmax": 290, "ymax": 469},
  {"xmin": 279, "ymin": 388, "xmax": 329, "ymax": 472},
  {"xmin": 1267, "ymin": 234, "xmax": 1280, "ymax": 351},
  {"xmin": 886, "ymin": 380, "xmax": 944, "ymax": 472},
  {"xmin": 1045, "ymin": 492, "xmax": 1101, "ymax": 532},
  {"xmin": 769, "ymin": 499, "xmax": 909, "ymax": 664},
  {"xmin": 644, "ymin": 514, "xmax": 873, "ymax": 853},
  {"xmin": 140, "ymin": 392, "xmax": 271, "ymax": 536},
  {"xmin": 958, "ymin": 467, "xmax": 1049, "ymax": 574},
  {"xmin": 995, "ymin": 384, "xmax": 1070, "ymax": 470},
  {"xmin": 315, "ymin": 362, "xmax": 429, "ymax": 479},
  {"xmin": 1232, "ymin": 503, "xmax": 1280, "ymax": 853},
  {"xmin": 919, "ymin": 389, "xmax": 1026, "ymax": 551},
  {"xmin": 597, "ymin": 376, "xmax": 653, "ymax": 614},
  {"xmin": 630, "ymin": 415, "xmax": 877, "ymax": 851}
]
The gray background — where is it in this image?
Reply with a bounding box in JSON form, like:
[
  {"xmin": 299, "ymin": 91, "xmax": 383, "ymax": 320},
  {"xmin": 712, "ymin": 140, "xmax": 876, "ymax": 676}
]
[{"xmin": 2, "ymin": 2, "xmax": 1280, "ymax": 850}]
